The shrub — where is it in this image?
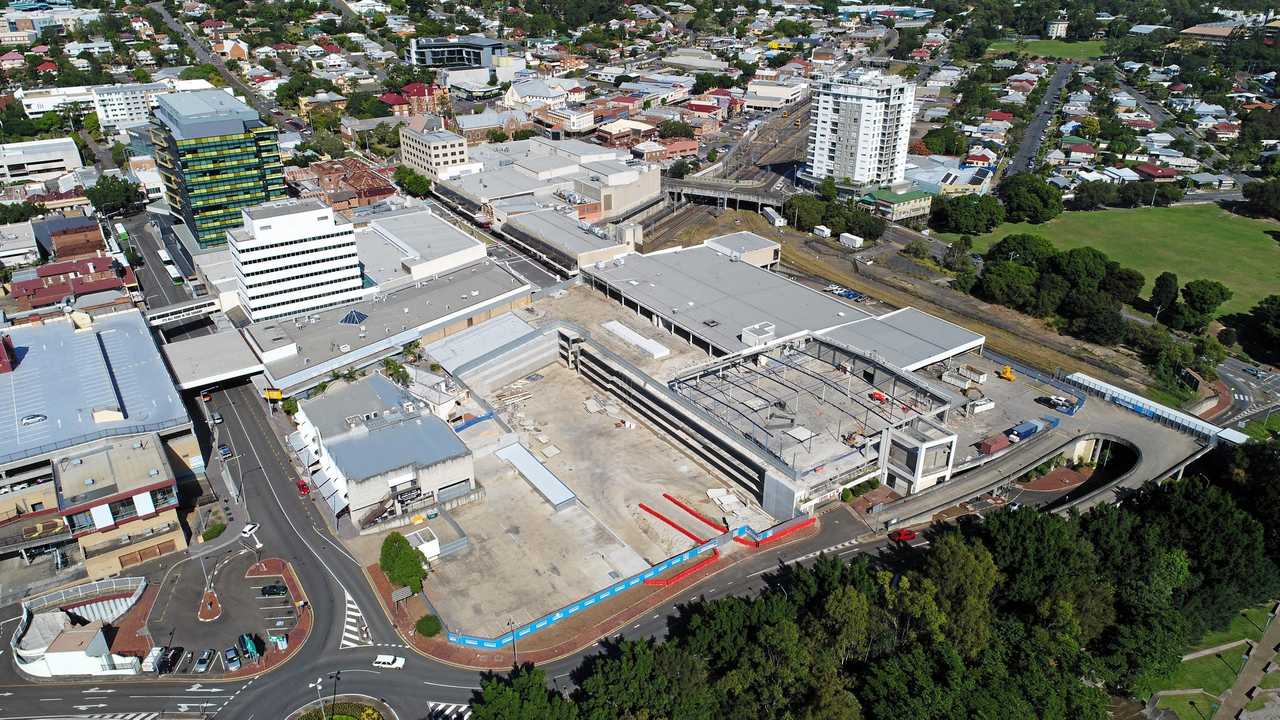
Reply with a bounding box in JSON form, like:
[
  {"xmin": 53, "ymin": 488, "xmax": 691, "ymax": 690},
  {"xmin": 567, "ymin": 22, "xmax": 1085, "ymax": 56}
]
[
  {"xmin": 201, "ymin": 522, "xmax": 226, "ymax": 542},
  {"xmin": 416, "ymin": 614, "xmax": 443, "ymax": 637},
  {"xmin": 840, "ymin": 488, "xmax": 853, "ymax": 503},
  {"xmin": 848, "ymin": 479, "xmax": 880, "ymax": 498}
]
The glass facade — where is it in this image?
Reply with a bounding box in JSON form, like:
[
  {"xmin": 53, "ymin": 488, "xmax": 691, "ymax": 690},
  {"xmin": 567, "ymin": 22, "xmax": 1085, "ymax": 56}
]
[{"xmin": 153, "ymin": 121, "xmax": 286, "ymax": 249}]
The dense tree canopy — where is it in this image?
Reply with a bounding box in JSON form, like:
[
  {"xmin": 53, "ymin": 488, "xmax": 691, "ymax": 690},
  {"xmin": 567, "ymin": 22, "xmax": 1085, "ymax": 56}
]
[{"xmin": 998, "ymin": 173, "xmax": 1063, "ymax": 224}]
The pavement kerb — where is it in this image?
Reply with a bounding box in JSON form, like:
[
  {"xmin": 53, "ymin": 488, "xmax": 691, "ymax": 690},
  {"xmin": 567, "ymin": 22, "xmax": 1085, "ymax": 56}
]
[
  {"xmin": 380, "ymin": 517, "xmax": 823, "ymax": 670},
  {"xmin": 286, "ymin": 693, "xmax": 400, "ymax": 720}
]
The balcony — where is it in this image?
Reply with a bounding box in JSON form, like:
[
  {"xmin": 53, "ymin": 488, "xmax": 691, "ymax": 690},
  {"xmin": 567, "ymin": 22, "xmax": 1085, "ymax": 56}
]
[{"xmin": 81, "ymin": 520, "xmax": 179, "ymax": 559}]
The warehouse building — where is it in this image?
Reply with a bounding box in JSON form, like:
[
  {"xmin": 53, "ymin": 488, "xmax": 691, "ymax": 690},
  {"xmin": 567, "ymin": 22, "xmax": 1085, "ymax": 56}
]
[{"xmin": 499, "ymin": 208, "xmax": 638, "ymax": 276}]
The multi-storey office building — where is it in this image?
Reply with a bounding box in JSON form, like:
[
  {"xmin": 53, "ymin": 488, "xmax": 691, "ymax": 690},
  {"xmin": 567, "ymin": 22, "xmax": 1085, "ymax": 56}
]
[
  {"xmin": 405, "ymin": 35, "xmax": 506, "ymax": 67},
  {"xmin": 151, "ymin": 90, "xmax": 286, "ymax": 250},
  {"xmin": 227, "ymin": 199, "xmax": 366, "ymax": 322},
  {"xmin": 806, "ymin": 69, "xmax": 915, "ymax": 188}
]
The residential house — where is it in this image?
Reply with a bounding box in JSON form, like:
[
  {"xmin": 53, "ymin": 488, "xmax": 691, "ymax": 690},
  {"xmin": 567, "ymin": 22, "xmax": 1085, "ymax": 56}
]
[{"xmin": 1134, "ymin": 163, "xmax": 1179, "ymax": 182}]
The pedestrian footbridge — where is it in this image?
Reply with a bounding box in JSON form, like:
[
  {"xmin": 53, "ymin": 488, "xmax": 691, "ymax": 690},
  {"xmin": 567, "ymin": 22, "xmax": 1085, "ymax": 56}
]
[{"xmin": 145, "ymin": 297, "xmax": 219, "ymax": 327}]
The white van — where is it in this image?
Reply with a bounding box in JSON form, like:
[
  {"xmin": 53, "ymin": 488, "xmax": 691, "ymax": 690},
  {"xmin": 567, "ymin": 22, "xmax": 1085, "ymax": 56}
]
[{"xmin": 372, "ymin": 655, "xmax": 405, "ymax": 669}]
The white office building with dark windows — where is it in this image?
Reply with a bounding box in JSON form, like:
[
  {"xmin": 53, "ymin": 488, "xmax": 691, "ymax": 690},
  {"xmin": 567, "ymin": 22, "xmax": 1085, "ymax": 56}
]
[
  {"xmin": 228, "ymin": 199, "xmax": 366, "ymax": 322},
  {"xmin": 806, "ymin": 69, "xmax": 915, "ymax": 188}
]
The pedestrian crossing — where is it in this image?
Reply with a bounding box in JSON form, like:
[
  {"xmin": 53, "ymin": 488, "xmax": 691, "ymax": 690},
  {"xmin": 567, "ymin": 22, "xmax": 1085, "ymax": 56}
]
[
  {"xmin": 1235, "ymin": 393, "xmax": 1251, "ymax": 402},
  {"xmin": 83, "ymin": 714, "xmax": 160, "ymax": 720},
  {"xmin": 340, "ymin": 590, "xmax": 371, "ymax": 649},
  {"xmin": 426, "ymin": 701, "xmax": 472, "ymax": 719}
]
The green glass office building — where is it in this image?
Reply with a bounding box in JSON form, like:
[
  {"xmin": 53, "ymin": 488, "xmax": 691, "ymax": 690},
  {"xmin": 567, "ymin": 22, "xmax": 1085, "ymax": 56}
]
[{"xmin": 152, "ymin": 90, "xmax": 286, "ymax": 249}]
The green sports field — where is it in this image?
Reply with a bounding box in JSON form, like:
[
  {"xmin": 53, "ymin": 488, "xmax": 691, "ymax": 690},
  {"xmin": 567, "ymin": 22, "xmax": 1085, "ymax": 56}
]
[
  {"xmin": 936, "ymin": 205, "xmax": 1280, "ymax": 316},
  {"xmin": 987, "ymin": 38, "xmax": 1107, "ymax": 60}
]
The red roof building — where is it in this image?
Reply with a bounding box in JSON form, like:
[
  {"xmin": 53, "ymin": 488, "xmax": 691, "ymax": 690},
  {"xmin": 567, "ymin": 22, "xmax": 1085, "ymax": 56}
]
[
  {"xmin": 35, "ymin": 61, "xmax": 56, "ymax": 74},
  {"xmin": 1068, "ymin": 142, "xmax": 1097, "ymax": 157},
  {"xmin": 9, "ymin": 257, "xmax": 135, "ymax": 310},
  {"xmin": 1134, "ymin": 163, "xmax": 1179, "ymax": 181},
  {"xmin": 1122, "ymin": 117, "xmax": 1156, "ymax": 130},
  {"xmin": 378, "ymin": 92, "xmax": 409, "ymax": 115},
  {"xmin": 985, "ymin": 110, "xmax": 1015, "ymax": 122}
]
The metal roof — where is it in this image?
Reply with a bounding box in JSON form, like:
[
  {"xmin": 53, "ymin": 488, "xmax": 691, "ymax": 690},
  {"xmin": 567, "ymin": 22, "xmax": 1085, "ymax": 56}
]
[
  {"xmin": 583, "ymin": 246, "xmax": 873, "ymax": 352},
  {"xmin": 819, "ymin": 307, "xmax": 985, "ymax": 371},
  {"xmin": 0, "ymin": 309, "xmax": 189, "ymax": 466},
  {"xmin": 426, "ymin": 311, "xmax": 536, "ymax": 373},
  {"xmin": 326, "ymin": 411, "xmax": 470, "ymax": 483}
]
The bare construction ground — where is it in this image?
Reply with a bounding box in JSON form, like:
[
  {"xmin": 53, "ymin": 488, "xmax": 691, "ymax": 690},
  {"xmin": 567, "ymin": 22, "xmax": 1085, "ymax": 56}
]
[
  {"xmin": 503, "ymin": 363, "xmax": 773, "ymax": 561},
  {"xmin": 424, "ymin": 450, "xmax": 649, "ymax": 637}
]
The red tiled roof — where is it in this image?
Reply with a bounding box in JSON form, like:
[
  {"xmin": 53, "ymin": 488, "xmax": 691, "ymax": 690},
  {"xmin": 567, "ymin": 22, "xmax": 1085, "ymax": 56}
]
[
  {"xmin": 1068, "ymin": 143, "xmax": 1096, "ymax": 154},
  {"xmin": 985, "ymin": 110, "xmax": 1014, "ymax": 121},
  {"xmin": 36, "ymin": 61, "xmax": 56, "ymax": 72},
  {"xmin": 401, "ymin": 81, "xmax": 428, "ymax": 96},
  {"xmin": 1135, "ymin": 163, "xmax": 1178, "ymax": 177},
  {"xmin": 379, "ymin": 92, "xmax": 407, "ymax": 106}
]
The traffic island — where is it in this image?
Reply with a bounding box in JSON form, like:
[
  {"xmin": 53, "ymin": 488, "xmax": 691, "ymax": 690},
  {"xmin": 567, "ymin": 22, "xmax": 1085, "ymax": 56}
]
[
  {"xmin": 287, "ymin": 694, "xmax": 398, "ymax": 720},
  {"xmin": 197, "ymin": 589, "xmax": 222, "ymax": 622},
  {"xmin": 368, "ymin": 517, "xmax": 820, "ymax": 670}
]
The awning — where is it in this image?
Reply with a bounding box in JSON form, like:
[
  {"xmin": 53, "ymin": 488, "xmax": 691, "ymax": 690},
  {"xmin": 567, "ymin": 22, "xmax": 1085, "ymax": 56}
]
[{"xmin": 287, "ymin": 432, "xmax": 306, "ymax": 452}]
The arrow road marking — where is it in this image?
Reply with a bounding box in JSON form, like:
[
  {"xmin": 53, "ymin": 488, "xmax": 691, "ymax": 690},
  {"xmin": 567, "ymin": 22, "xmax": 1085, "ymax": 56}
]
[
  {"xmin": 185, "ymin": 683, "xmax": 224, "ymax": 692},
  {"xmin": 83, "ymin": 686, "xmax": 117, "ymax": 693},
  {"xmin": 73, "ymin": 704, "xmax": 108, "ymax": 710}
]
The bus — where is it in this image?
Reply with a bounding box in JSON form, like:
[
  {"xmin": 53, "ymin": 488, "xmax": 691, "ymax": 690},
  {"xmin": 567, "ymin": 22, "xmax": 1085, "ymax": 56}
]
[
  {"xmin": 164, "ymin": 264, "xmax": 182, "ymax": 283},
  {"xmin": 157, "ymin": 248, "xmax": 172, "ymax": 265},
  {"xmin": 113, "ymin": 222, "xmax": 128, "ymax": 245}
]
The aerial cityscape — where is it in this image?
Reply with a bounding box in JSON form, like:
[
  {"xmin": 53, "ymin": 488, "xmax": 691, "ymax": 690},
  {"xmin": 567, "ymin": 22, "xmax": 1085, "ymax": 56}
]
[{"xmin": 0, "ymin": 0, "xmax": 1278, "ymax": 717}]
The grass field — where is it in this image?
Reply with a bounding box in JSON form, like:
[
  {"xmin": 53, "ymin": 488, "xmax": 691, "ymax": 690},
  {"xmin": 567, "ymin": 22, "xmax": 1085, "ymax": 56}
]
[
  {"xmin": 1155, "ymin": 692, "xmax": 1220, "ymax": 720},
  {"xmin": 936, "ymin": 205, "xmax": 1280, "ymax": 316},
  {"xmin": 987, "ymin": 38, "xmax": 1107, "ymax": 60},
  {"xmin": 1147, "ymin": 653, "xmax": 1242, "ymax": 698},
  {"xmin": 1190, "ymin": 605, "xmax": 1273, "ymax": 652},
  {"xmin": 1262, "ymin": 668, "xmax": 1280, "ymax": 690}
]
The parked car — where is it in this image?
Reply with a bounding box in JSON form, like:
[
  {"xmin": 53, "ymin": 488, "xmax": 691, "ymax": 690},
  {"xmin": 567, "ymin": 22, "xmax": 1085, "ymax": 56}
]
[
  {"xmin": 241, "ymin": 522, "xmax": 259, "ymax": 538},
  {"xmin": 218, "ymin": 444, "xmax": 232, "ymax": 460},
  {"xmin": 260, "ymin": 583, "xmax": 288, "ymax": 597},
  {"xmin": 194, "ymin": 648, "xmax": 215, "ymax": 673},
  {"xmin": 223, "ymin": 646, "xmax": 241, "ymax": 672},
  {"xmin": 211, "ymin": 411, "xmax": 223, "ymax": 425},
  {"xmin": 372, "ymin": 655, "xmax": 406, "ymax": 669},
  {"xmin": 887, "ymin": 528, "xmax": 918, "ymax": 543},
  {"xmin": 296, "ymin": 480, "xmax": 311, "ymax": 497}
]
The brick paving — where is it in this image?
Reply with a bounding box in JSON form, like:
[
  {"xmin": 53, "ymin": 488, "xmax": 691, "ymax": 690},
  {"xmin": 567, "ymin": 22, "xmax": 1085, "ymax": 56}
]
[
  {"xmin": 1199, "ymin": 380, "xmax": 1233, "ymax": 420},
  {"xmin": 198, "ymin": 589, "xmax": 222, "ymax": 622},
  {"xmin": 1018, "ymin": 466, "xmax": 1091, "ymax": 492},
  {"xmin": 108, "ymin": 584, "xmax": 158, "ymax": 658},
  {"xmin": 370, "ymin": 520, "xmax": 821, "ymax": 669}
]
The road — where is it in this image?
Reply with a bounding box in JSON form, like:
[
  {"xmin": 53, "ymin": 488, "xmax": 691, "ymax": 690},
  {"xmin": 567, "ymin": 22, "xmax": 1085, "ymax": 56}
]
[
  {"xmin": 1215, "ymin": 356, "xmax": 1280, "ymax": 427},
  {"xmin": 1006, "ymin": 62, "xmax": 1074, "ymax": 176}
]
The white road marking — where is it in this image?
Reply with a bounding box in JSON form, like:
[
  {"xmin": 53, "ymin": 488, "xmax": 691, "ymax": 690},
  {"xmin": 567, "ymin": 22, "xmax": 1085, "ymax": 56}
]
[
  {"xmin": 426, "ymin": 701, "xmax": 472, "ymax": 718},
  {"xmin": 340, "ymin": 591, "xmax": 371, "ymax": 649}
]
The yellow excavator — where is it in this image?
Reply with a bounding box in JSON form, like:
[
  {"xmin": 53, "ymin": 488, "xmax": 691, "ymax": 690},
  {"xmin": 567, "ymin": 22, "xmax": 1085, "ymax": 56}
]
[{"xmin": 998, "ymin": 365, "xmax": 1016, "ymax": 382}]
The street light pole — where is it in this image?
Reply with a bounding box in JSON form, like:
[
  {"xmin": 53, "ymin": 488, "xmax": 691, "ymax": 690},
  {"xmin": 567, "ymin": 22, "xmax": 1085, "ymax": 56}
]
[{"xmin": 508, "ymin": 618, "xmax": 518, "ymax": 668}]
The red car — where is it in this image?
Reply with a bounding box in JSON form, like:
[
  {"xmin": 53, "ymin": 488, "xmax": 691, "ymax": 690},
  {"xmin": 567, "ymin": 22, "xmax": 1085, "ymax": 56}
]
[
  {"xmin": 296, "ymin": 480, "xmax": 310, "ymax": 497},
  {"xmin": 887, "ymin": 528, "xmax": 918, "ymax": 543}
]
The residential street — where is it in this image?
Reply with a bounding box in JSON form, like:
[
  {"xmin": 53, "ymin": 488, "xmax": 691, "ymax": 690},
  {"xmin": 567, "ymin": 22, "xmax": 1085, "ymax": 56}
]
[{"xmin": 1007, "ymin": 62, "xmax": 1074, "ymax": 176}]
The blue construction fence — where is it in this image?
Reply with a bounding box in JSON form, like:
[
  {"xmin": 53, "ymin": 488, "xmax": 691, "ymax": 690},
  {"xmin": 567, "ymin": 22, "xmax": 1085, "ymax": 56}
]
[
  {"xmin": 451, "ymin": 411, "xmax": 494, "ymax": 433},
  {"xmin": 446, "ymin": 514, "xmax": 813, "ymax": 649},
  {"xmin": 983, "ymin": 349, "xmax": 1087, "ymax": 416}
]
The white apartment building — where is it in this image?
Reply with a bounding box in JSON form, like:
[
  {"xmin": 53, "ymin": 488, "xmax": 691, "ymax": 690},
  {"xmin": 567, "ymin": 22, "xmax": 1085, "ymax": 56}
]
[
  {"xmin": 399, "ymin": 127, "xmax": 479, "ymax": 180},
  {"xmin": 227, "ymin": 199, "xmax": 366, "ymax": 322},
  {"xmin": 806, "ymin": 69, "xmax": 915, "ymax": 187},
  {"xmin": 91, "ymin": 82, "xmax": 168, "ymax": 129}
]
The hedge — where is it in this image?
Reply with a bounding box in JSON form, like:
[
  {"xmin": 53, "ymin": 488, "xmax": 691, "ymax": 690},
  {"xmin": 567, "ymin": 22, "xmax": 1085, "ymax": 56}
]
[{"xmin": 201, "ymin": 521, "xmax": 226, "ymax": 542}]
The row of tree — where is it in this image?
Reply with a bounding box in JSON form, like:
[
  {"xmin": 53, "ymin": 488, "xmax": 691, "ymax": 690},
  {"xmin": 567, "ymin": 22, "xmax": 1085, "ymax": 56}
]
[
  {"xmin": 469, "ymin": 441, "xmax": 1280, "ymax": 719},
  {"xmin": 783, "ymin": 194, "xmax": 888, "ymax": 243}
]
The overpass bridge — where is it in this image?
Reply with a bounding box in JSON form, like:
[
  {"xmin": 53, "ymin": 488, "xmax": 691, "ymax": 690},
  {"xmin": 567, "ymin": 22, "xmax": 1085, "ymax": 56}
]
[
  {"xmin": 145, "ymin": 296, "xmax": 219, "ymax": 327},
  {"xmin": 663, "ymin": 177, "xmax": 791, "ymax": 210}
]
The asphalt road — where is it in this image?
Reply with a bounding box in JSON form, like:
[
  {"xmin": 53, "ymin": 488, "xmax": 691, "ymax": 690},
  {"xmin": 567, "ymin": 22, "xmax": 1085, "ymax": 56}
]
[
  {"xmin": 1007, "ymin": 62, "xmax": 1074, "ymax": 176},
  {"xmin": 1216, "ymin": 356, "xmax": 1280, "ymax": 427}
]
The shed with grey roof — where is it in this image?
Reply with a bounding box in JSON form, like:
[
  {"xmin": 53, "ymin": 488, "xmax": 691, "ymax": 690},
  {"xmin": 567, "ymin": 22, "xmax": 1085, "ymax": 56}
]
[
  {"xmin": 500, "ymin": 209, "xmax": 634, "ymax": 275},
  {"xmin": 819, "ymin": 307, "xmax": 985, "ymax": 371}
]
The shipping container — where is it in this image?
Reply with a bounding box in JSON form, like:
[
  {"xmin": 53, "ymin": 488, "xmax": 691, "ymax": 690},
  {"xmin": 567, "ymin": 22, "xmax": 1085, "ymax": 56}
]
[
  {"xmin": 958, "ymin": 365, "xmax": 988, "ymax": 383},
  {"xmin": 979, "ymin": 434, "xmax": 1010, "ymax": 455},
  {"xmin": 839, "ymin": 232, "xmax": 864, "ymax": 249},
  {"xmin": 813, "ymin": 224, "xmax": 832, "ymax": 238},
  {"xmin": 1008, "ymin": 420, "xmax": 1042, "ymax": 440}
]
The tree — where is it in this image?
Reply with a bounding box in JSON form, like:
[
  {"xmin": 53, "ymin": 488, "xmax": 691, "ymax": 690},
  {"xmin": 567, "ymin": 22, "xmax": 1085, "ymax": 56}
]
[
  {"xmin": 984, "ymin": 233, "xmax": 1056, "ymax": 272},
  {"xmin": 0, "ymin": 202, "xmax": 45, "ymax": 224},
  {"xmin": 1150, "ymin": 272, "xmax": 1179, "ymax": 322},
  {"xmin": 998, "ymin": 173, "xmax": 1063, "ymax": 224},
  {"xmin": 578, "ymin": 641, "xmax": 716, "ymax": 720},
  {"xmin": 1244, "ymin": 294, "xmax": 1280, "ymax": 362},
  {"xmin": 110, "ymin": 142, "xmax": 129, "ymax": 168},
  {"xmin": 511, "ymin": 128, "xmax": 538, "ymax": 140},
  {"xmin": 902, "ymin": 238, "xmax": 931, "ymax": 259},
  {"xmin": 1069, "ymin": 180, "xmax": 1117, "ymax": 210},
  {"xmin": 942, "ymin": 236, "xmax": 973, "ymax": 272},
  {"xmin": 378, "ymin": 532, "xmax": 427, "ymax": 593},
  {"xmin": 706, "ymin": 148, "xmax": 718, "ymax": 162},
  {"xmin": 1049, "ymin": 247, "xmax": 1110, "ymax": 295},
  {"xmin": 85, "ymin": 175, "xmax": 143, "ymax": 216},
  {"xmin": 393, "ymin": 165, "xmax": 431, "ymax": 197},
  {"xmin": 486, "ymin": 128, "xmax": 509, "ymax": 143},
  {"xmin": 784, "ymin": 194, "xmax": 826, "ymax": 230},
  {"xmin": 472, "ymin": 665, "xmax": 579, "ymax": 720},
  {"xmin": 935, "ymin": 194, "xmax": 1004, "ymax": 234},
  {"xmin": 976, "ymin": 261, "xmax": 1038, "ymax": 310},
  {"xmin": 921, "ymin": 126, "xmax": 967, "ymax": 155},
  {"xmin": 303, "ymin": 130, "xmax": 345, "ymax": 158},
  {"xmin": 1178, "ymin": 279, "xmax": 1232, "ymax": 330},
  {"xmin": 667, "ymin": 159, "xmax": 691, "ymax": 179},
  {"xmin": 658, "ymin": 119, "xmax": 695, "ymax": 139},
  {"xmin": 1101, "ymin": 265, "xmax": 1146, "ymax": 306},
  {"xmin": 817, "ymin": 176, "xmax": 838, "ymax": 202},
  {"xmin": 921, "ymin": 532, "xmax": 1000, "ymax": 659}
]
